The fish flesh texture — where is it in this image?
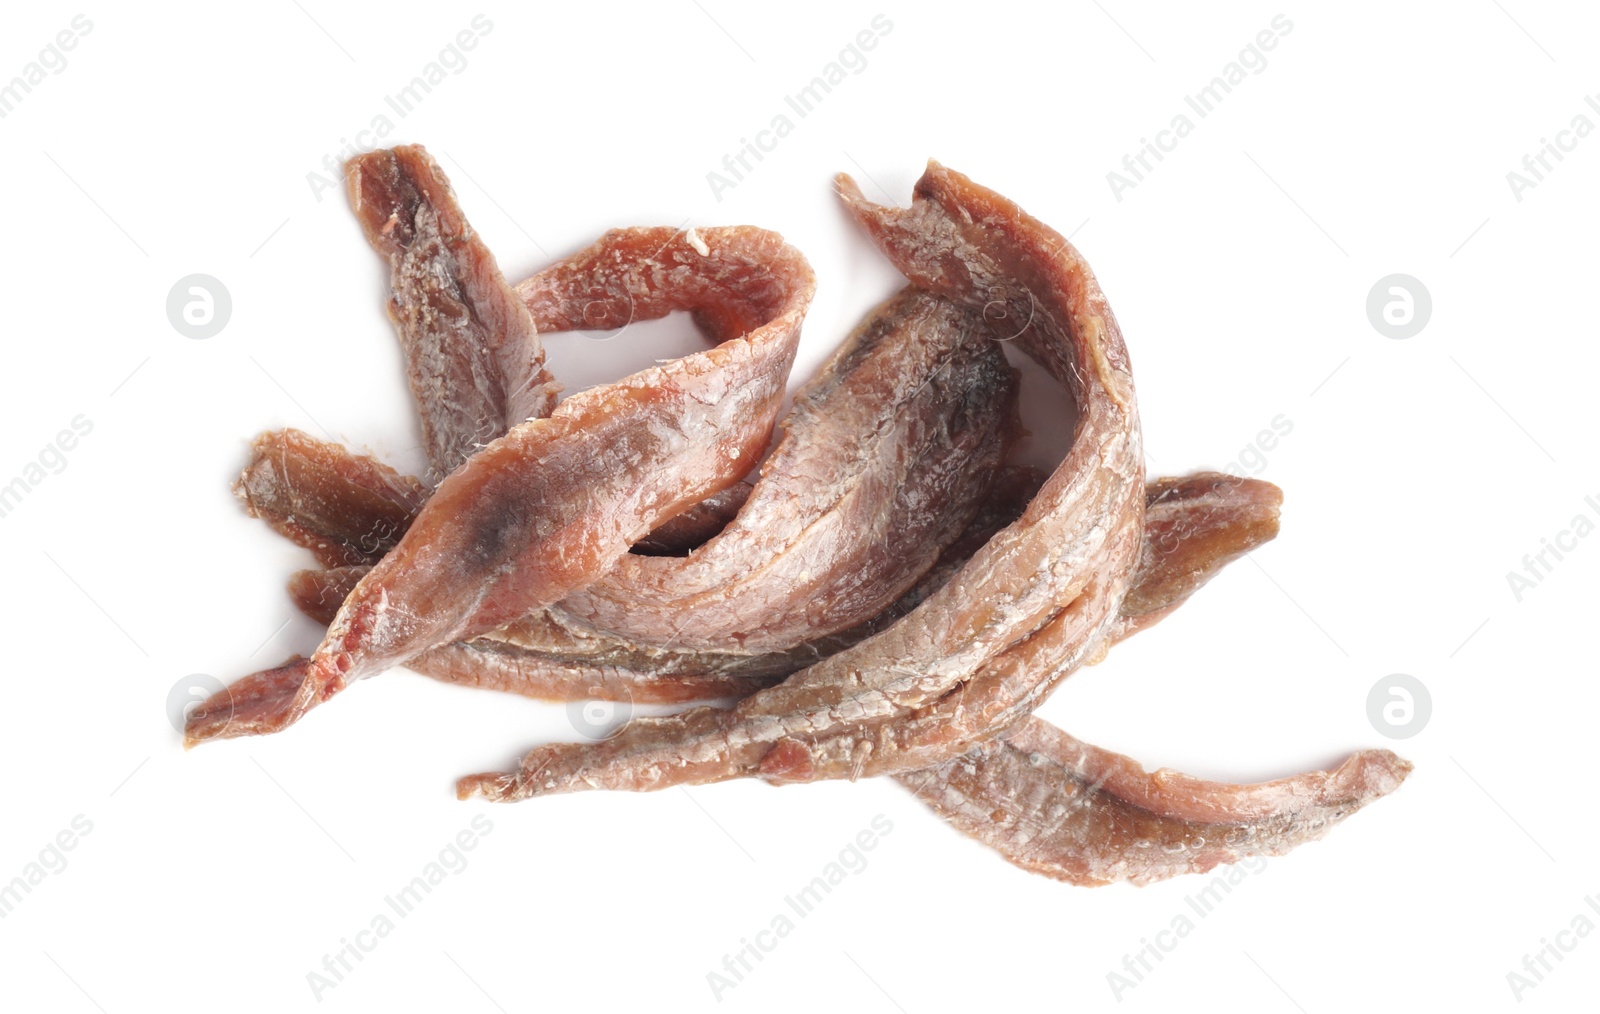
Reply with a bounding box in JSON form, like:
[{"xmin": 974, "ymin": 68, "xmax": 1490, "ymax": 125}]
[
  {"xmin": 188, "ymin": 148, "xmax": 1409, "ymax": 886},
  {"xmin": 902, "ymin": 719, "xmax": 1411, "ymax": 886},
  {"xmin": 347, "ymin": 145, "xmax": 559, "ymax": 480},
  {"xmin": 186, "ymin": 222, "xmax": 815, "ymax": 744},
  {"xmin": 553, "ymin": 287, "xmax": 1019, "ymax": 652},
  {"xmin": 456, "ymin": 161, "xmax": 1147, "ymax": 800}
]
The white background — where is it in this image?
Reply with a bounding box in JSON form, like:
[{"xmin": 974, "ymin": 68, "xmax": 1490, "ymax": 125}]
[{"xmin": 1, "ymin": 2, "xmax": 1596, "ymax": 1011}]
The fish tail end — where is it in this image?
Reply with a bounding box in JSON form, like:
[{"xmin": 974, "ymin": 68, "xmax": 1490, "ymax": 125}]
[
  {"xmin": 456, "ymin": 771, "xmax": 522, "ymax": 802},
  {"xmin": 183, "ymin": 655, "xmax": 327, "ymax": 747}
]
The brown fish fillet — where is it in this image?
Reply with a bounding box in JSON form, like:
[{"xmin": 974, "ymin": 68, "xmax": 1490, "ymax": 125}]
[
  {"xmin": 778, "ymin": 472, "xmax": 1287, "ymax": 778},
  {"xmin": 892, "ymin": 472, "xmax": 1399, "ymax": 885},
  {"xmin": 899, "ymin": 720, "xmax": 1411, "ymax": 886},
  {"xmin": 233, "ymin": 429, "xmax": 429, "ymax": 568},
  {"xmin": 281, "ymin": 566, "xmax": 808, "ymax": 703},
  {"xmin": 234, "ymin": 432, "xmax": 751, "ymax": 565},
  {"xmin": 457, "ymin": 161, "xmax": 1146, "ymax": 800},
  {"xmin": 187, "ymin": 221, "xmax": 816, "ymax": 745},
  {"xmin": 555, "ymin": 287, "xmax": 1018, "ymax": 651},
  {"xmin": 1116, "ymin": 471, "xmax": 1286, "ymax": 637},
  {"xmin": 347, "ymin": 145, "xmax": 559, "ymax": 481}
]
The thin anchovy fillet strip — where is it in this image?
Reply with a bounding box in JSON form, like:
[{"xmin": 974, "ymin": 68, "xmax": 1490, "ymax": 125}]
[
  {"xmin": 900, "ymin": 720, "xmax": 1411, "ymax": 886},
  {"xmin": 347, "ymin": 145, "xmax": 559, "ymax": 481},
  {"xmin": 234, "ymin": 429, "xmax": 428, "ymax": 569},
  {"xmin": 186, "ymin": 220, "xmax": 816, "ymax": 745},
  {"xmin": 280, "ymin": 569, "xmax": 819, "ymax": 704},
  {"xmin": 235, "ymin": 431, "xmax": 751, "ymax": 565},
  {"xmin": 456, "ymin": 161, "xmax": 1147, "ymax": 800}
]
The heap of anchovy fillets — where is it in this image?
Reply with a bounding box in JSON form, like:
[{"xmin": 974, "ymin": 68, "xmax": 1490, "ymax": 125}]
[{"xmin": 188, "ymin": 146, "xmax": 1409, "ymax": 885}]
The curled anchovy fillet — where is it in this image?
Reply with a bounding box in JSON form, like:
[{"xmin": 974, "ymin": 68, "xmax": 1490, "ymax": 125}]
[
  {"xmin": 900, "ymin": 720, "xmax": 1411, "ymax": 886},
  {"xmin": 347, "ymin": 145, "xmax": 559, "ymax": 480},
  {"xmin": 186, "ymin": 222, "xmax": 816, "ymax": 745},
  {"xmin": 457, "ymin": 161, "xmax": 1146, "ymax": 801},
  {"xmin": 554, "ymin": 287, "xmax": 1019, "ymax": 652}
]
